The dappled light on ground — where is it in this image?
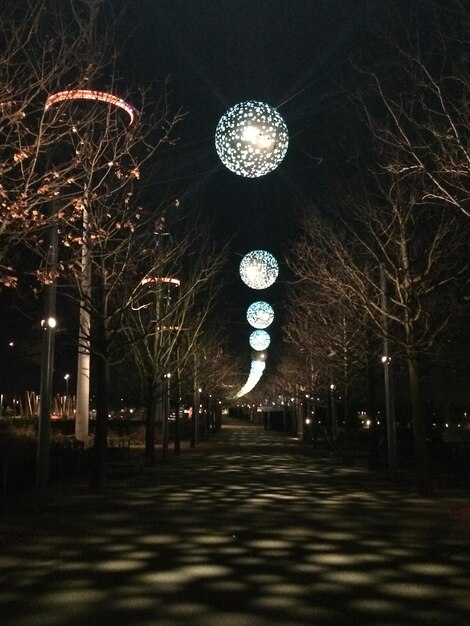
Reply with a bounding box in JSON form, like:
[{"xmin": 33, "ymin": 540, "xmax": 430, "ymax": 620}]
[{"xmin": 0, "ymin": 422, "xmax": 469, "ymax": 625}]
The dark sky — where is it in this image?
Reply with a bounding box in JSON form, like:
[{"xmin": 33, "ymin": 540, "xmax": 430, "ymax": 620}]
[
  {"xmin": 123, "ymin": 0, "xmax": 383, "ymax": 251},
  {"xmin": 118, "ymin": 0, "xmax": 387, "ymax": 362},
  {"xmin": 2, "ymin": 0, "xmax": 390, "ymax": 394}
]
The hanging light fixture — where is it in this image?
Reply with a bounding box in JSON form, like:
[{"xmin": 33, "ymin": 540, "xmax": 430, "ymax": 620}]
[
  {"xmin": 249, "ymin": 329, "xmax": 271, "ymax": 351},
  {"xmin": 215, "ymin": 101, "xmax": 288, "ymax": 178},
  {"xmin": 239, "ymin": 250, "xmax": 279, "ymax": 290},
  {"xmin": 246, "ymin": 301, "xmax": 274, "ymax": 329}
]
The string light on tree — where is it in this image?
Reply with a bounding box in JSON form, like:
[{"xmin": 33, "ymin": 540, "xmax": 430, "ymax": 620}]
[
  {"xmin": 239, "ymin": 250, "xmax": 279, "ymax": 290},
  {"xmin": 249, "ymin": 329, "xmax": 271, "ymax": 351},
  {"xmin": 215, "ymin": 101, "xmax": 288, "ymax": 177},
  {"xmin": 246, "ymin": 301, "xmax": 274, "ymax": 329}
]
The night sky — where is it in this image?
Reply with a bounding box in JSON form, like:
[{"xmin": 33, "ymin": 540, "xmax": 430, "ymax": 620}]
[
  {"xmin": 123, "ymin": 0, "xmax": 382, "ymax": 247},
  {"xmin": 115, "ymin": 0, "xmax": 387, "ymax": 361},
  {"xmin": 1, "ymin": 0, "xmax": 393, "ymax": 392}
]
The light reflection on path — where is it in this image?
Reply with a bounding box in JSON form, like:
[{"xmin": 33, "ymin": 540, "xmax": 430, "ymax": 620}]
[{"xmin": 0, "ymin": 420, "xmax": 469, "ymax": 626}]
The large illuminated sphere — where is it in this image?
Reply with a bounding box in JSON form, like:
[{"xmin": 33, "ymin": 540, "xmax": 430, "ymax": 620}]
[
  {"xmin": 215, "ymin": 101, "xmax": 288, "ymax": 178},
  {"xmin": 249, "ymin": 330, "xmax": 270, "ymax": 351},
  {"xmin": 246, "ymin": 301, "xmax": 274, "ymax": 329},
  {"xmin": 239, "ymin": 250, "xmax": 279, "ymax": 290}
]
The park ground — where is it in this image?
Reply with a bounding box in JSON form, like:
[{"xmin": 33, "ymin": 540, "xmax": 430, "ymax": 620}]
[{"xmin": 0, "ymin": 418, "xmax": 469, "ymax": 626}]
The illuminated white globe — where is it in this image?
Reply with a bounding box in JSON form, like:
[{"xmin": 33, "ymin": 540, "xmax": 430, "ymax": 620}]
[
  {"xmin": 239, "ymin": 250, "xmax": 279, "ymax": 290},
  {"xmin": 249, "ymin": 330, "xmax": 270, "ymax": 351},
  {"xmin": 215, "ymin": 101, "xmax": 288, "ymax": 178},
  {"xmin": 246, "ymin": 301, "xmax": 274, "ymax": 329}
]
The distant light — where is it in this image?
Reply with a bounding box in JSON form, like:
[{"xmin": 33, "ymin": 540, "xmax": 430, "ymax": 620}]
[
  {"xmin": 215, "ymin": 101, "xmax": 288, "ymax": 177},
  {"xmin": 141, "ymin": 276, "xmax": 180, "ymax": 287},
  {"xmin": 246, "ymin": 301, "xmax": 274, "ymax": 329},
  {"xmin": 41, "ymin": 317, "xmax": 57, "ymax": 329},
  {"xmin": 249, "ymin": 329, "xmax": 270, "ymax": 351},
  {"xmin": 45, "ymin": 89, "xmax": 137, "ymax": 125},
  {"xmin": 239, "ymin": 250, "xmax": 279, "ymax": 290}
]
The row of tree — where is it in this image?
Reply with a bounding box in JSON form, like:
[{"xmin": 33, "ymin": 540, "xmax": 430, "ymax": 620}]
[
  {"xmin": 0, "ymin": 1, "xmax": 237, "ymax": 490},
  {"xmin": 274, "ymin": 1, "xmax": 470, "ymax": 495}
]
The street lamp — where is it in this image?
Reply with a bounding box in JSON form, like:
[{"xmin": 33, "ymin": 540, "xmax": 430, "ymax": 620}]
[
  {"xmin": 162, "ymin": 373, "xmax": 171, "ymax": 457},
  {"xmin": 45, "ymin": 87, "xmax": 137, "ymax": 444},
  {"xmin": 64, "ymin": 373, "xmax": 70, "ymax": 396}
]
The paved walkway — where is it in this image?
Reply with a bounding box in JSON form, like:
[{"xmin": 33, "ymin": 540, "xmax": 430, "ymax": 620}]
[{"xmin": 0, "ymin": 419, "xmax": 469, "ymax": 626}]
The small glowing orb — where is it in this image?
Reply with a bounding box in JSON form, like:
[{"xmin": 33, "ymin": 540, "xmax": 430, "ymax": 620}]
[
  {"xmin": 249, "ymin": 330, "xmax": 270, "ymax": 351},
  {"xmin": 240, "ymin": 250, "xmax": 279, "ymax": 290},
  {"xmin": 246, "ymin": 301, "xmax": 274, "ymax": 329},
  {"xmin": 215, "ymin": 101, "xmax": 288, "ymax": 178}
]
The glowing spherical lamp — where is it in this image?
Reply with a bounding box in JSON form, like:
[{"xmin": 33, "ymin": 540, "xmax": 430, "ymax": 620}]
[
  {"xmin": 246, "ymin": 301, "xmax": 275, "ymax": 329},
  {"xmin": 215, "ymin": 101, "xmax": 288, "ymax": 178},
  {"xmin": 239, "ymin": 250, "xmax": 279, "ymax": 290},
  {"xmin": 249, "ymin": 329, "xmax": 270, "ymax": 351}
]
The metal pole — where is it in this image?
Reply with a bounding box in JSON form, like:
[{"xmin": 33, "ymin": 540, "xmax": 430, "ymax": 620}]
[
  {"xmin": 381, "ymin": 266, "xmax": 397, "ymax": 480},
  {"xmin": 36, "ymin": 216, "xmax": 58, "ymax": 498},
  {"xmin": 162, "ymin": 373, "xmax": 170, "ymax": 456}
]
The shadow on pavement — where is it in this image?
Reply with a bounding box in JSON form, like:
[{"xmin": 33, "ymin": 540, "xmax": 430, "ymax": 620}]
[{"xmin": 0, "ymin": 418, "xmax": 469, "ymax": 626}]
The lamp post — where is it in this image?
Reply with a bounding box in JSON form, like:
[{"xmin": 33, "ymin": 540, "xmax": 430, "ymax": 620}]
[
  {"xmin": 36, "ymin": 213, "xmax": 58, "ymax": 499},
  {"xmin": 330, "ymin": 382, "xmax": 338, "ymax": 440},
  {"xmin": 44, "ymin": 88, "xmax": 137, "ymax": 444},
  {"xmin": 64, "ymin": 373, "xmax": 70, "ymax": 396},
  {"xmin": 381, "ymin": 266, "xmax": 397, "ymax": 480},
  {"xmin": 162, "ymin": 373, "xmax": 171, "ymax": 457}
]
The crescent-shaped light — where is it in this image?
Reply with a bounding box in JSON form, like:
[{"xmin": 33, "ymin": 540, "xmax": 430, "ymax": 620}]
[{"xmin": 45, "ymin": 89, "xmax": 137, "ymax": 125}]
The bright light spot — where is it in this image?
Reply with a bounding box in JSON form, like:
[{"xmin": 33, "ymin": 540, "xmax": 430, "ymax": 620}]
[
  {"xmin": 249, "ymin": 329, "xmax": 270, "ymax": 351},
  {"xmin": 234, "ymin": 360, "xmax": 266, "ymax": 398},
  {"xmin": 215, "ymin": 101, "xmax": 288, "ymax": 178},
  {"xmin": 240, "ymin": 250, "xmax": 279, "ymax": 289}
]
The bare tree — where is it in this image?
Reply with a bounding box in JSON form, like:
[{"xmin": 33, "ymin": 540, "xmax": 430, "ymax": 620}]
[
  {"xmin": 288, "ymin": 173, "xmax": 469, "ymax": 495},
  {"xmin": 0, "ymin": 0, "xmax": 186, "ymax": 488},
  {"xmin": 283, "ymin": 284, "xmax": 373, "ymax": 450},
  {"xmin": 355, "ymin": 0, "xmax": 470, "ymax": 218},
  {"xmin": 122, "ymin": 211, "xmax": 228, "ymax": 462}
]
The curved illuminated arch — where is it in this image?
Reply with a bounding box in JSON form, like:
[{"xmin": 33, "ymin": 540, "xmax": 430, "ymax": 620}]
[
  {"xmin": 141, "ymin": 276, "xmax": 181, "ymax": 287},
  {"xmin": 131, "ymin": 276, "xmax": 180, "ymax": 311},
  {"xmin": 45, "ymin": 89, "xmax": 137, "ymax": 125}
]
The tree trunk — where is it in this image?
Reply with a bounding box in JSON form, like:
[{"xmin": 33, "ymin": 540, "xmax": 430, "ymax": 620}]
[
  {"xmin": 407, "ymin": 356, "xmax": 433, "ymax": 496},
  {"xmin": 91, "ymin": 350, "xmax": 109, "ymax": 489},
  {"xmin": 90, "ymin": 276, "xmax": 109, "ymax": 490},
  {"xmin": 366, "ymin": 354, "xmax": 380, "ymax": 470},
  {"xmin": 145, "ymin": 378, "xmax": 156, "ymax": 463}
]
